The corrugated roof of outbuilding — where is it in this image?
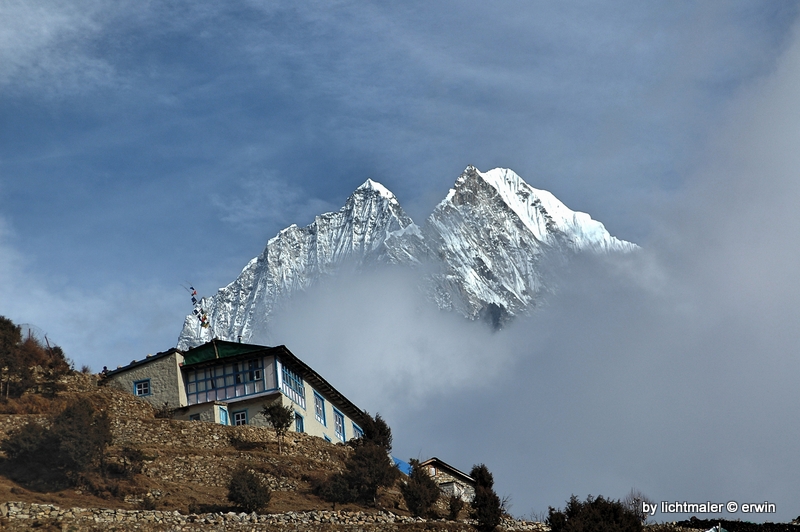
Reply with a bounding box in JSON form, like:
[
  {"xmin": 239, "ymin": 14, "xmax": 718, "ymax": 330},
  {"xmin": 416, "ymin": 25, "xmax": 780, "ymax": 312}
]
[{"xmin": 419, "ymin": 457, "xmax": 475, "ymax": 485}]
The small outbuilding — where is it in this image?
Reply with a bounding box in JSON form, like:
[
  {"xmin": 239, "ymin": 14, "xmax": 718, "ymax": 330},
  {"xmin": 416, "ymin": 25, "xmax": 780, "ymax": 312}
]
[{"xmin": 419, "ymin": 457, "xmax": 476, "ymax": 502}]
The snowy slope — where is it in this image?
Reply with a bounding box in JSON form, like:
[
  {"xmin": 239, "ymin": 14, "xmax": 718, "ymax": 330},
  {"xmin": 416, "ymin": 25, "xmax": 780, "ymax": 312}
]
[
  {"xmin": 178, "ymin": 179, "xmax": 416, "ymax": 348},
  {"xmin": 177, "ymin": 166, "xmax": 637, "ymax": 348}
]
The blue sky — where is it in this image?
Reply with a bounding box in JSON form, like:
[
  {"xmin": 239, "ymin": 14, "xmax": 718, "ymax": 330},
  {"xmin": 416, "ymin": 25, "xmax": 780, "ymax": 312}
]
[{"xmin": 3, "ymin": 1, "xmax": 800, "ymax": 521}]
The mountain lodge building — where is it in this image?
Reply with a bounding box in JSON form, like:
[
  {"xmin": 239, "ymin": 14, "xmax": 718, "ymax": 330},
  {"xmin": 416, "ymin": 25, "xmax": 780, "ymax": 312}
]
[{"xmin": 102, "ymin": 339, "xmax": 367, "ymax": 444}]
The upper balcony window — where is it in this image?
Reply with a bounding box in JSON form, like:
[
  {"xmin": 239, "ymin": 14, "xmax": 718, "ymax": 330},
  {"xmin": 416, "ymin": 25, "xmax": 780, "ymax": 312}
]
[
  {"xmin": 281, "ymin": 364, "xmax": 306, "ymax": 409},
  {"xmin": 185, "ymin": 358, "xmax": 266, "ymax": 405}
]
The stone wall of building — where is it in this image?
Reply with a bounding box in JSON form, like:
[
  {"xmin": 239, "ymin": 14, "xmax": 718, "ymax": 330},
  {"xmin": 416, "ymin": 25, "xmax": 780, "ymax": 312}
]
[
  {"xmin": 105, "ymin": 352, "xmax": 186, "ymax": 410},
  {"xmin": 428, "ymin": 468, "xmax": 475, "ymax": 502}
]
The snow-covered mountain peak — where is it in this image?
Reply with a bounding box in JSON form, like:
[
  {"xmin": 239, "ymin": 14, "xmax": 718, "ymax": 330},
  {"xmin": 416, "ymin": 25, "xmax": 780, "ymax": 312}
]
[
  {"xmin": 177, "ymin": 165, "xmax": 637, "ymax": 348},
  {"xmin": 475, "ymin": 166, "xmax": 637, "ymax": 253},
  {"xmin": 355, "ymin": 178, "xmax": 398, "ymax": 204}
]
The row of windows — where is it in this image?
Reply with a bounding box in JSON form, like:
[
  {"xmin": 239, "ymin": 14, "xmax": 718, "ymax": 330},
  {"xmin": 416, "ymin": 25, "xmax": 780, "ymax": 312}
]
[
  {"xmin": 281, "ymin": 364, "xmax": 306, "ymax": 409},
  {"xmin": 313, "ymin": 391, "xmax": 362, "ymax": 442},
  {"xmin": 132, "ymin": 363, "xmax": 362, "ymax": 441},
  {"xmin": 207, "ymin": 401, "xmax": 360, "ymax": 442},
  {"xmin": 185, "ymin": 358, "xmax": 267, "ymax": 405}
]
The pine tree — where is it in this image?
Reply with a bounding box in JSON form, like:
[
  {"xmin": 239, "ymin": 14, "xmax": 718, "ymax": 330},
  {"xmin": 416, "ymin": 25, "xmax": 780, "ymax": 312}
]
[
  {"xmin": 547, "ymin": 494, "xmax": 642, "ymax": 532},
  {"xmin": 345, "ymin": 442, "xmax": 400, "ymax": 506},
  {"xmin": 470, "ymin": 464, "xmax": 502, "ymax": 532},
  {"xmin": 401, "ymin": 458, "xmax": 441, "ymax": 517},
  {"xmin": 0, "ymin": 317, "xmax": 28, "ymax": 399}
]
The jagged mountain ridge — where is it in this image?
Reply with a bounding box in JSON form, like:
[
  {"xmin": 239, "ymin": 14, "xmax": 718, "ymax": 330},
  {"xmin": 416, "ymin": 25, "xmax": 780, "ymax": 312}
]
[{"xmin": 177, "ymin": 166, "xmax": 636, "ymax": 349}]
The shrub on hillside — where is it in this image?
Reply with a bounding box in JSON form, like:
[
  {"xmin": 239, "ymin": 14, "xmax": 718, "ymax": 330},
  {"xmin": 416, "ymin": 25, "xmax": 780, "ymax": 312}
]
[
  {"xmin": 313, "ymin": 471, "xmax": 354, "ymax": 509},
  {"xmin": 401, "ymin": 458, "xmax": 440, "ymax": 517},
  {"xmin": 51, "ymin": 397, "xmax": 112, "ymax": 472},
  {"xmin": 447, "ymin": 494, "xmax": 465, "ymax": 520},
  {"xmin": 227, "ymin": 466, "xmax": 271, "ymax": 513},
  {"xmin": 316, "ymin": 413, "xmax": 400, "ymax": 508},
  {"xmin": 0, "ymin": 396, "xmax": 111, "ymax": 488},
  {"xmin": 547, "ymin": 494, "xmax": 643, "ymax": 532},
  {"xmin": 0, "ymin": 316, "xmax": 72, "ymax": 399},
  {"xmin": 352, "ymin": 412, "xmax": 393, "ymax": 452},
  {"xmin": 622, "ymin": 488, "xmax": 654, "ymax": 524},
  {"xmin": 105, "ymin": 446, "xmax": 149, "ymax": 479},
  {"xmin": 153, "ymin": 402, "xmax": 174, "ymax": 419}
]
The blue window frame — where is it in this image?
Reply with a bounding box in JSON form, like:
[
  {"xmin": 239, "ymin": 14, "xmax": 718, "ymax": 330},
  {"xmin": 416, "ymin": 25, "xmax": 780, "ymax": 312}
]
[
  {"xmin": 184, "ymin": 358, "xmax": 266, "ymax": 405},
  {"xmin": 295, "ymin": 412, "xmax": 304, "ymax": 433},
  {"xmin": 314, "ymin": 392, "xmax": 326, "ymax": 425},
  {"xmin": 333, "ymin": 408, "xmax": 345, "ymax": 441},
  {"xmin": 219, "ymin": 407, "xmax": 229, "ymax": 426},
  {"xmin": 281, "ymin": 364, "xmax": 306, "ymax": 408},
  {"xmin": 323, "ymin": 434, "xmax": 332, "ymax": 443},
  {"xmin": 233, "ymin": 410, "xmax": 248, "ymax": 426},
  {"xmin": 352, "ymin": 422, "xmax": 364, "ymax": 440},
  {"xmin": 134, "ymin": 379, "xmax": 151, "ymax": 396}
]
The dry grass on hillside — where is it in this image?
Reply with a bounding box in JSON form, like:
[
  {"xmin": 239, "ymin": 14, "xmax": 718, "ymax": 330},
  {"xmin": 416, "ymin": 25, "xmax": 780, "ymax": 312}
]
[{"xmin": 0, "ymin": 374, "xmax": 412, "ymax": 517}]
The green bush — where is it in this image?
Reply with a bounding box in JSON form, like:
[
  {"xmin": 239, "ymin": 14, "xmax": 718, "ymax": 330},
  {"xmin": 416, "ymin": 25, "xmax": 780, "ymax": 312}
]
[
  {"xmin": 400, "ymin": 458, "xmax": 440, "ymax": 517},
  {"xmin": 227, "ymin": 466, "xmax": 271, "ymax": 513},
  {"xmin": 547, "ymin": 494, "xmax": 643, "ymax": 532}
]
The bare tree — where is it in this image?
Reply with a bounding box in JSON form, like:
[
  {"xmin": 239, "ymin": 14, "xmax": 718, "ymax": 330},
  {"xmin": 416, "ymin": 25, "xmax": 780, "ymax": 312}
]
[{"xmin": 623, "ymin": 488, "xmax": 654, "ymax": 524}]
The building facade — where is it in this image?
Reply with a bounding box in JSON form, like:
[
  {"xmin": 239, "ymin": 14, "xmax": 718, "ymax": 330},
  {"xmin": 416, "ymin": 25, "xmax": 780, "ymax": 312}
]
[
  {"xmin": 104, "ymin": 340, "xmax": 367, "ymax": 444},
  {"xmin": 419, "ymin": 457, "xmax": 476, "ymax": 502}
]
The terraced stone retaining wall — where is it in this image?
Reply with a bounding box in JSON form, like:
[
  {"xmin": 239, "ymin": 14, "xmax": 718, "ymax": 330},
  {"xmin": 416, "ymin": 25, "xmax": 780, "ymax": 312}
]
[{"xmin": 0, "ymin": 501, "xmax": 548, "ymax": 532}]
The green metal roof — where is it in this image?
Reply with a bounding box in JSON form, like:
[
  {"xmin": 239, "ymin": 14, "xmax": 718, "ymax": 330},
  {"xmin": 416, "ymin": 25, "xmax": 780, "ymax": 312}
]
[
  {"xmin": 180, "ymin": 339, "xmax": 370, "ymax": 428},
  {"xmin": 181, "ymin": 339, "xmax": 265, "ymax": 366}
]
